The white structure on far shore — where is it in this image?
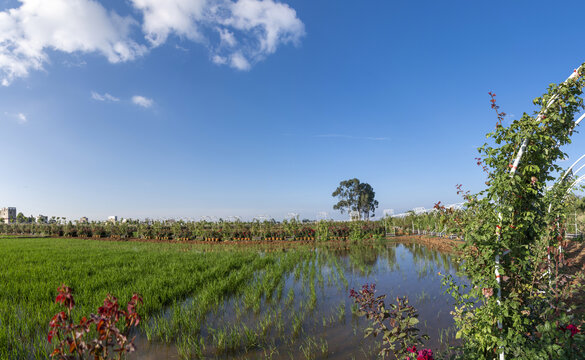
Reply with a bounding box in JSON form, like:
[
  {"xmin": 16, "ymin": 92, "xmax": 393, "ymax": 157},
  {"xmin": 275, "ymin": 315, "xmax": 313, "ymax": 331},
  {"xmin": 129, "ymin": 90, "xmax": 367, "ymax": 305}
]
[
  {"xmin": 0, "ymin": 207, "xmax": 16, "ymax": 223},
  {"xmin": 383, "ymin": 209, "xmax": 395, "ymax": 217}
]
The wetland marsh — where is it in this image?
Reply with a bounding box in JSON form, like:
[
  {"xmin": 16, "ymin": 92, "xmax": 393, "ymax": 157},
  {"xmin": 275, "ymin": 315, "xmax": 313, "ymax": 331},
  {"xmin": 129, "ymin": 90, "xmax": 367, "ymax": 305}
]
[{"xmin": 0, "ymin": 237, "xmax": 461, "ymax": 359}]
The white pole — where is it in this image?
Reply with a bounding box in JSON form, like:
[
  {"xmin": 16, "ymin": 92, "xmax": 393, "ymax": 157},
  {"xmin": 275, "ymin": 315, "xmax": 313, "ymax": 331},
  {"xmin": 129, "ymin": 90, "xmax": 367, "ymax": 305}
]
[
  {"xmin": 495, "ymin": 65, "xmax": 583, "ymax": 360},
  {"xmin": 575, "ymin": 111, "xmax": 585, "ymax": 125},
  {"xmin": 510, "ymin": 66, "xmax": 583, "ymax": 174},
  {"xmin": 560, "ymin": 153, "xmax": 585, "ymax": 182},
  {"xmin": 572, "ymin": 162, "xmax": 585, "ymax": 178}
]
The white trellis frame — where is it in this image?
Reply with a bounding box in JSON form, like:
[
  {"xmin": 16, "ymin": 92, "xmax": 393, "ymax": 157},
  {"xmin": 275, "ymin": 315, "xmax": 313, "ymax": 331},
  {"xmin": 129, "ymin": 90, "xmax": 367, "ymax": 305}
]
[{"xmin": 495, "ymin": 65, "xmax": 584, "ymax": 360}]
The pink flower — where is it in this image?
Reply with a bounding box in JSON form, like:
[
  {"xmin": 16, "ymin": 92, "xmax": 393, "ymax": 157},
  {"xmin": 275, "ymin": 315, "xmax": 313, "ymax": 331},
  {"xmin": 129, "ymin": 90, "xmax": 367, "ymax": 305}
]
[
  {"xmin": 567, "ymin": 324, "xmax": 580, "ymax": 336},
  {"xmin": 416, "ymin": 349, "xmax": 434, "ymax": 360},
  {"xmin": 407, "ymin": 345, "xmax": 417, "ymax": 353},
  {"xmin": 561, "ymin": 324, "xmax": 581, "ymax": 337}
]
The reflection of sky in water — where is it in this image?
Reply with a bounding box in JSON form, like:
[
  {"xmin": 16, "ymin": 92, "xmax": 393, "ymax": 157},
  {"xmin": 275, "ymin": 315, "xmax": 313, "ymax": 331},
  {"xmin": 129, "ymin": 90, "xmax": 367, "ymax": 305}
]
[
  {"xmin": 334, "ymin": 243, "xmax": 463, "ymax": 357},
  {"xmin": 132, "ymin": 242, "xmax": 465, "ymax": 359}
]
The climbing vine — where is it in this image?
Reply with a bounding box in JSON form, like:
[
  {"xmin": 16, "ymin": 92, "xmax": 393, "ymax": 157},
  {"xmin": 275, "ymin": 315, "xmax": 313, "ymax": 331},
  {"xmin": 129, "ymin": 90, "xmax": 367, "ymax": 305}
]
[{"xmin": 442, "ymin": 64, "xmax": 585, "ymax": 359}]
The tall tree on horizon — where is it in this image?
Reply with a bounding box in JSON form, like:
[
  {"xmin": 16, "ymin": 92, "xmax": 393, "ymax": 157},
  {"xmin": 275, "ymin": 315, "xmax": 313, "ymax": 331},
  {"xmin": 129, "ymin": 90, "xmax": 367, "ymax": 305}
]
[{"xmin": 332, "ymin": 178, "xmax": 379, "ymax": 220}]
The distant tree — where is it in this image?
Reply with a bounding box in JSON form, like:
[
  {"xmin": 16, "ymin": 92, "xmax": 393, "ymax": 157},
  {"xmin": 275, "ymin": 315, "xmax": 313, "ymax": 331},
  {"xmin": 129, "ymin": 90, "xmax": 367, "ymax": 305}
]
[
  {"xmin": 332, "ymin": 178, "xmax": 379, "ymax": 220},
  {"xmin": 16, "ymin": 212, "xmax": 26, "ymax": 224}
]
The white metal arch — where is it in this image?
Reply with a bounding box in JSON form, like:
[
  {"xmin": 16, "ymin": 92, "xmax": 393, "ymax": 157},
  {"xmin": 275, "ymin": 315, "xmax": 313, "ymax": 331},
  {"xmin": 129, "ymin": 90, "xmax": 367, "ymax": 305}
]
[
  {"xmin": 560, "ymin": 153, "xmax": 585, "ymax": 182},
  {"xmin": 496, "ymin": 65, "xmax": 584, "ymax": 360}
]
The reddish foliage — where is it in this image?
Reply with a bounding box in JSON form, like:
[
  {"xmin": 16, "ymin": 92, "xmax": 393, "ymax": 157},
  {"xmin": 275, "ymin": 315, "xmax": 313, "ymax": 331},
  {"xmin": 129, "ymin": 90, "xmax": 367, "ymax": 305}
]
[
  {"xmin": 48, "ymin": 284, "xmax": 142, "ymax": 360},
  {"xmin": 488, "ymin": 91, "xmax": 507, "ymax": 128}
]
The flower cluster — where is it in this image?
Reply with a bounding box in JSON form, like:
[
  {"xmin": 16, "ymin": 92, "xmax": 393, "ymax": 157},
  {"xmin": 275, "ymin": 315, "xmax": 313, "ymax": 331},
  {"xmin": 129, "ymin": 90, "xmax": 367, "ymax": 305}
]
[
  {"xmin": 406, "ymin": 346, "xmax": 435, "ymax": 360},
  {"xmin": 296, "ymin": 226, "xmax": 316, "ymax": 238},
  {"xmin": 559, "ymin": 324, "xmax": 581, "ymax": 337}
]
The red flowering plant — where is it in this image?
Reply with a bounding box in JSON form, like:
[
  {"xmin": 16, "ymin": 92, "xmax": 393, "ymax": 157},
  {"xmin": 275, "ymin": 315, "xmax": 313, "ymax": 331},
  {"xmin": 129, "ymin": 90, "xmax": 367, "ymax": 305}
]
[
  {"xmin": 48, "ymin": 284, "xmax": 143, "ymax": 360},
  {"xmin": 438, "ymin": 65, "xmax": 585, "ymax": 359},
  {"xmin": 406, "ymin": 346, "xmax": 435, "ymax": 360},
  {"xmin": 560, "ymin": 324, "xmax": 581, "ymax": 337},
  {"xmin": 333, "ymin": 225, "xmax": 350, "ymax": 238},
  {"xmin": 350, "ymin": 284, "xmax": 429, "ymax": 359},
  {"xmin": 296, "ymin": 226, "xmax": 315, "ymax": 238}
]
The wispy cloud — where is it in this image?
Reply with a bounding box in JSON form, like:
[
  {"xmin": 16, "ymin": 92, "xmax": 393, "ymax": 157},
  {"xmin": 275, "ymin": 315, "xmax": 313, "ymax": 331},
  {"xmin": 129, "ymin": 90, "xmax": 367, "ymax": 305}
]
[
  {"xmin": 17, "ymin": 113, "xmax": 27, "ymax": 124},
  {"xmin": 62, "ymin": 59, "xmax": 87, "ymax": 68},
  {"xmin": 4, "ymin": 112, "xmax": 27, "ymax": 124},
  {"xmin": 132, "ymin": 95, "xmax": 154, "ymax": 108},
  {"xmin": 314, "ymin": 134, "xmax": 389, "ymax": 141},
  {"xmin": 132, "ymin": 0, "xmax": 305, "ymax": 71},
  {"xmin": 91, "ymin": 91, "xmax": 120, "ymax": 102},
  {"xmin": 230, "ymin": 52, "xmax": 251, "ymax": 71}
]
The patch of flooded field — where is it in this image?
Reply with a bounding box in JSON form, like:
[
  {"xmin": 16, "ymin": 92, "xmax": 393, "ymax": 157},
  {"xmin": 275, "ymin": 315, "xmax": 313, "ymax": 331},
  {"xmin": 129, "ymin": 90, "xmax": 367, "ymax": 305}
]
[{"xmin": 133, "ymin": 241, "xmax": 462, "ymax": 359}]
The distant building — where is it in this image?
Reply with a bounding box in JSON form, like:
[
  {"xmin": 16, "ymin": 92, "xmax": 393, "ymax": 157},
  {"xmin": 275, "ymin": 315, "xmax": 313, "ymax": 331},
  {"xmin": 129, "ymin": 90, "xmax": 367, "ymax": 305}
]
[
  {"xmin": 36, "ymin": 215, "xmax": 48, "ymax": 224},
  {"xmin": 79, "ymin": 217, "xmax": 89, "ymax": 224},
  {"xmin": 108, "ymin": 216, "xmax": 118, "ymax": 223},
  {"xmin": 0, "ymin": 207, "xmax": 16, "ymax": 223}
]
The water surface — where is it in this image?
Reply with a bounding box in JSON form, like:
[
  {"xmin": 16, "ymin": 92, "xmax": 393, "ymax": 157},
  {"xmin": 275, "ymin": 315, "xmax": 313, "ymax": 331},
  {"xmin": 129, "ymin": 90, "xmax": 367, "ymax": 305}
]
[{"xmin": 132, "ymin": 241, "xmax": 463, "ymax": 359}]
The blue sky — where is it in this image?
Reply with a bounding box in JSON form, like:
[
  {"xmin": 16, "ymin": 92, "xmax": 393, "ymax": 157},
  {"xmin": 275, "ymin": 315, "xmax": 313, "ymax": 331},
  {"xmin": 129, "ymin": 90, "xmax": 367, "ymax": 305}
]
[{"xmin": 1, "ymin": 0, "xmax": 585, "ymax": 221}]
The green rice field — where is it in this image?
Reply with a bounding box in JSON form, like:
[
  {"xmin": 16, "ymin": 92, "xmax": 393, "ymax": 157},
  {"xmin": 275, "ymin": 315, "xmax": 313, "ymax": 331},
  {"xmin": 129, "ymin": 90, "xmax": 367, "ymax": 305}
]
[{"xmin": 0, "ymin": 236, "xmax": 460, "ymax": 359}]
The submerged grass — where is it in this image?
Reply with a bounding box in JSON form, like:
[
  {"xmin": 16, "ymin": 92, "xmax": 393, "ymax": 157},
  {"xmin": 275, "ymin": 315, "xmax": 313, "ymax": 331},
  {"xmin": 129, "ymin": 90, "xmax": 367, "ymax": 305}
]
[{"xmin": 1, "ymin": 236, "xmax": 461, "ymax": 359}]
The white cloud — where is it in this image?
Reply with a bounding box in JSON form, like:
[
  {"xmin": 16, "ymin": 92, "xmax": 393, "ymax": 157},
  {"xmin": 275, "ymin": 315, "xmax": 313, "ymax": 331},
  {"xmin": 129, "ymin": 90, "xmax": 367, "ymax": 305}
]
[
  {"xmin": 17, "ymin": 112, "xmax": 27, "ymax": 124},
  {"xmin": 217, "ymin": 28, "xmax": 237, "ymax": 47},
  {"xmin": 230, "ymin": 51, "xmax": 250, "ymax": 70},
  {"xmin": 227, "ymin": 0, "xmax": 305, "ymax": 54},
  {"xmin": 62, "ymin": 59, "xmax": 87, "ymax": 68},
  {"xmin": 4, "ymin": 111, "xmax": 27, "ymax": 124},
  {"xmin": 130, "ymin": 0, "xmax": 206, "ymax": 46},
  {"xmin": 132, "ymin": 95, "xmax": 153, "ymax": 108},
  {"xmin": 0, "ymin": 0, "xmax": 304, "ymax": 84},
  {"xmin": 130, "ymin": 0, "xmax": 305, "ymax": 70},
  {"xmin": 91, "ymin": 91, "xmax": 119, "ymax": 102},
  {"xmin": 212, "ymin": 54, "xmax": 228, "ymax": 65},
  {"xmin": 0, "ymin": 0, "xmax": 147, "ymax": 85}
]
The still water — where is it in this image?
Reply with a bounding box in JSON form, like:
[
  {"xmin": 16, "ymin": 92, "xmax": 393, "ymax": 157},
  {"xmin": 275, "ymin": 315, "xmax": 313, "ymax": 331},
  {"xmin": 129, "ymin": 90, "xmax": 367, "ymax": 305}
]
[{"xmin": 132, "ymin": 241, "xmax": 463, "ymax": 359}]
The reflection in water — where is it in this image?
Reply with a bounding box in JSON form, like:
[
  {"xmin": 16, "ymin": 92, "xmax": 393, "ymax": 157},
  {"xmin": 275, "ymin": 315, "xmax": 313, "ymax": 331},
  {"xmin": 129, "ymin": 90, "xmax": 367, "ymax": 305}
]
[{"xmin": 131, "ymin": 241, "xmax": 463, "ymax": 360}]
